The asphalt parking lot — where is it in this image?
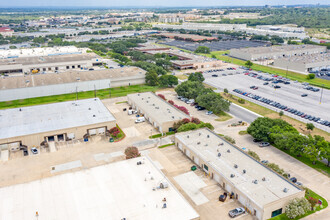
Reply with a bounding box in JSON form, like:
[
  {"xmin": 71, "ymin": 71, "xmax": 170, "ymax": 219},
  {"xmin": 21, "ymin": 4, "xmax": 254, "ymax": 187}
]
[
  {"xmin": 203, "ymin": 69, "xmax": 330, "ymax": 125},
  {"xmin": 162, "ymin": 39, "xmax": 269, "ymax": 52}
]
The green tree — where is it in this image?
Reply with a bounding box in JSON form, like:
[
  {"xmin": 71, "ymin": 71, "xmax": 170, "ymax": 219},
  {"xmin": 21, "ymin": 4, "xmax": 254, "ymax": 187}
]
[
  {"xmin": 145, "ymin": 71, "xmax": 159, "ymax": 86},
  {"xmin": 196, "ymin": 93, "xmax": 230, "ymax": 114},
  {"xmin": 279, "ymin": 111, "xmax": 284, "ymax": 117},
  {"xmin": 285, "ymin": 198, "xmax": 311, "ymax": 219},
  {"xmin": 159, "ymin": 75, "xmax": 178, "ymax": 87},
  {"xmin": 306, "ymin": 123, "xmax": 315, "ymax": 132},
  {"xmin": 194, "ymin": 46, "xmax": 210, "ymax": 54},
  {"xmin": 245, "ymin": 60, "xmax": 253, "ymax": 68},
  {"xmin": 307, "ymin": 73, "xmax": 315, "ymax": 80},
  {"xmin": 224, "ymin": 88, "xmax": 228, "ymax": 93},
  {"xmin": 175, "ymin": 81, "xmax": 212, "ymax": 99},
  {"xmin": 188, "ymin": 72, "xmax": 205, "ymax": 82}
]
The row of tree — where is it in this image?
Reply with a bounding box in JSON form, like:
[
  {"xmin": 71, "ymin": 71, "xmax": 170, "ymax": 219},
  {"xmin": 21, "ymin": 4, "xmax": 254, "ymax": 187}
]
[
  {"xmin": 247, "ymin": 117, "xmax": 330, "ymax": 166},
  {"xmin": 175, "ymin": 72, "xmax": 231, "ymax": 114}
]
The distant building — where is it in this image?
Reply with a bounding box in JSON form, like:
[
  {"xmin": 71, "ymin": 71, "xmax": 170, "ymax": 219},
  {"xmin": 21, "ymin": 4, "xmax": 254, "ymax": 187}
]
[
  {"xmin": 0, "ymin": 27, "xmax": 14, "ymax": 37},
  {"xmin": 229, "ymin": 45, "xmax": 327, "ymax": 61},
  {"xmin": 153, "ymin": 23, "xmax": 246, "ymax": 32},
  {"xmin": 154, "ymin": 32, "xmax": 217, "ymax": 42},
  {"xmin": 273, "ymin": 53, "xmax": 330, "ymax": 73}
]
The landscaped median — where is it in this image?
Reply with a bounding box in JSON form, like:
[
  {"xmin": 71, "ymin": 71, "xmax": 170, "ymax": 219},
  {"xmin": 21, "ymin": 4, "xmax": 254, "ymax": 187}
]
[
  {"xmin": 270, "ymin": 188, "xmax": 328, "ymax": 220},
  {"xmin": 0, "ymin": 85, "xmax": 159, "ymax": 110}
]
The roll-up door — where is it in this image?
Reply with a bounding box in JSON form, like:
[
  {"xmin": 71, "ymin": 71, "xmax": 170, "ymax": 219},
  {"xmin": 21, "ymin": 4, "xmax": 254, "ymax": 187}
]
[
  {"xmin": 68, "ymin": 133, "xmax": 75, "ymax": 139},
  {"xmin": 186, "ymin": 149, "xmax": 190, "ymax": 157},
  {"xmin": 238, "ymin": 195, "xmax": 247, "ymax": 206},
  {"xmin": 225, "ymin": 184, "xmax": 232, "ymax": 193},
  {"xmin": 89, "ymin": 129, "xmax": 97, "ymax": 136},
  {"xmin": 98, "ymin": 127, "xmax": 106, "ymax": 134},
  {"xmin": 214, "ymin": 174, "xmax": 220, "ymax": 183},
  {"xmin": 178, "ymin": 143, "xmax": 183, "ymax": 150},
  {"xmin": 194, "ymin": 156, "xmax": 199, "ymax": 165}
]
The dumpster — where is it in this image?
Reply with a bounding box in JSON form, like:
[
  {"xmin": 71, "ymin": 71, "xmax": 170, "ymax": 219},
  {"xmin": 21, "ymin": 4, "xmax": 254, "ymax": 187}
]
[
  {"xmin": 191, "ymin": 165, "xmax": 197, "ymax": 171},
  {"xmin": 109, "ymin": 138, "xmax": 114, "ymax": 142}
]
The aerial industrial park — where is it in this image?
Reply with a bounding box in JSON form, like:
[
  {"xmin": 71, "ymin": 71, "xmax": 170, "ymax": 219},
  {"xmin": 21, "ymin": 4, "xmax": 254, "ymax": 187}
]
[{"xmin": 0, "ymin": 2, "xmax": 329, "ymax": 220}]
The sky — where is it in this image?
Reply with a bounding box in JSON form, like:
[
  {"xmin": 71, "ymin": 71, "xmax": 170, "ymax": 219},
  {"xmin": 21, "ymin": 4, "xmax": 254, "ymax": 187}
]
[{"xmin": 0, "ymin": 0, "xmax": 328, "ymax": 8}]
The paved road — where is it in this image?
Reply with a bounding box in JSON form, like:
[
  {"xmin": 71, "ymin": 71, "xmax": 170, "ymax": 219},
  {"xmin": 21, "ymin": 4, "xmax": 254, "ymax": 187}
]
[{"xmin": 229, "ymin": 103, "xmax": 261, "ymax": 123}]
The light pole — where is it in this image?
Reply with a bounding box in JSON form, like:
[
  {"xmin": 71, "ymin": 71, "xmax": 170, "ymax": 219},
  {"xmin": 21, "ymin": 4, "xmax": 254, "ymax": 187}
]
[{"xmin": 319, "ymin": 84, "xmax": 324, "ymax": 104}]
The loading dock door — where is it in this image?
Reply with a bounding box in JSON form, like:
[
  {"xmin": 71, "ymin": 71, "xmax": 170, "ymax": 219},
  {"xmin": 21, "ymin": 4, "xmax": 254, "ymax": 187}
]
[
  {"xmin": 214, "ymin": 174, "xmax": 220, "ymax": 183},
  {"xmin": 88, "ymin": 129, "xmax": 97, "ymax": 136},
  {"xmin": 238, "ymin": 195, "xmax": 247, "ymax": 206},
  {"xmin": 9, "ymin": 142, "xmax": 21, "ymax": 151},
  {"xmin": 225, "ymin": 184, "xmax": 232, "ymax": 193},
  {"xmin": 98, "ymin": 127, "xmax": 106, "ymax": 134},
  {"xmin": 194, "ymin": 156, "xmax": 199, "ymax": 165},
  {"xmin": 178, "ymin": 143, "xmax": 183, "ymax": 150},
  {"xmin": 185, "ymin": 149, "xmax": 190, "ymax": 157}
]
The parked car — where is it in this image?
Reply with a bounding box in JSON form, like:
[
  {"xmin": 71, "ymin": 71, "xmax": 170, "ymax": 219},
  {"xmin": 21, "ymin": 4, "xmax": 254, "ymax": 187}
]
[
  {"xmin": 259, "ymin": 142, "xmax": 270, "ymax": 147},
  {"xmin": 206, "ymin": 111, "xmax": 213, "ymax": 115},
  {"xmin": 135, "ymin": 117, "xmax": 145, "ymax": 123},
  {"xmin": 301, "ymin": 94, "xmax": 308, "ymax": 97},
  {"xmin": 197, "ymin": 106, "xmax": 206, "ymax": 111},
  {"xmin": 261, "ymin": 160, "xmax": 269, "ymax": 164},
  {"xmin": 263, "ymin": 82, "xmax": 269, "ymax": 85},
  {"xmin": 290, "ymin": 177, "xmax": 297, "ymax": 183},
  {"xmin": 31, "ymin": 147, "xmax": 38, "ymax": 154},
  {"xmin": 219, "ymin": 192, "xmax": 228, "ymax": 202},
  {"xmin": 229, "ymin": 208, "xmax": 245, "ymax": 218},
  {"xmin": 212, "ymin": 74, "xmax": 218, "ymax": 77}
]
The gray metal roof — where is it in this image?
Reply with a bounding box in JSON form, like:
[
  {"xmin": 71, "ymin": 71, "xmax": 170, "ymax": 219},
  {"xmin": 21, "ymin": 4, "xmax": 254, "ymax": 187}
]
[{"xmin": 0, "ymin": 98, "xmax": 115, "ymax": 140}]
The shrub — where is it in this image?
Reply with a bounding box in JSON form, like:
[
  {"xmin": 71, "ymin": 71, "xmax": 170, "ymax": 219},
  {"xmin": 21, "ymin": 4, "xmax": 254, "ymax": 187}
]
[
  {"xmin": 306, "ymin": 73, "xmax": 315, "ymax": 80},
  {"xmin": 109, "ymin": 127, "xmax": 119, "ymax": 134},
  {"xmin": 174, "ymin": 105, "xmax": 189, "ymax": 115},
  {"xmin": 198, "ymin": 122, "xmax": 214, "ymax": 130},
  {"xmin": 168, "ymin": 100, "xmax": 174, "ymax": 105},
  {"xmin": 124, "ymin": 146, "xmax": 141, "ymax": 159},
  {"xmin": 247, "ymin": 150, "xmax": 260, "ymax": 161},
  {"xmin": 285, "ymin": 198, "xmax": 311, "ymax": 219},
  {"xmin": 224, "ymin": 88, "xmax": 228, "ymax": 93},
  {"xmin": 238, "ymin": 98, "xmax": 245, "ymax": 104},
  {"xmin": 182, "ymin": 118, "xmax": 191, "ymax": 124},
  {"xmin": 266, "ymin": 163, "xmax": 284, "ymax": 175},
  {"xmin": 177, "ymin": 123, "xmax": 198, "ymax": 132},
  {"xmin": 191, "ymin": 117, "xmax": 201, "ymax": 124},
  {"xmin": 157, "ymin": 94, "xmax": 166, "ymax": 100},
  {"xmin": 224, "ymin": 136, "xmax": 236, "ymax": 144},
  {"xmin": 307, "ymin": 197, "xmax": 318, "ymax": 210}
]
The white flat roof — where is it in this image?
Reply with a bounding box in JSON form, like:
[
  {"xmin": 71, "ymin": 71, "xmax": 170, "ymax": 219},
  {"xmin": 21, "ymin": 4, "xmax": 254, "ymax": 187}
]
[
  {"xmin": 127, "ymin": 92, "xmax": 189, "ymax": 124},
  {"xmin": 0, "ymin": 157, "xmax": 199, "ymax": 220},
  {"xmin": 176, "ymin": 128, "xmax": 302, "ymax": 208},
  {"xmin": 0, "ymin": 98, "xmax": 116, "ymax": 140}
]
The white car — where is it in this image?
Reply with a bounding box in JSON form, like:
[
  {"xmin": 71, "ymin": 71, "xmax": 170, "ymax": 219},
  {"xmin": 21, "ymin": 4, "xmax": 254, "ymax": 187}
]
[
  {"xmin": 206, "ymin": 111, "xmax": 213, "ymax": 115},
  {"xmin": 229, "ymin": 208, "xmax": 245, "ymax": 218},
  {"xmin": 31, "ymin": 147, "xmax": 38, "ymax": 154},
  {"xmin": 135, "ymin": 117, "xmax": 145, "ymax": 123}
]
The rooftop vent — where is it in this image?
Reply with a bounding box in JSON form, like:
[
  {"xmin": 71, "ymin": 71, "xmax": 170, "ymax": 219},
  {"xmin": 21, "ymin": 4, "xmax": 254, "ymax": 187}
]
[
  {"xmin": 88, "ymin": 108, "xmax": 91, "ymax": 110},
  {"xmin": 197, "ymin": 142, "xmax": 200, "ymax": 145},
  {"xmin": 227, "ymin": 149, "xmax": 230, "ymax": 153},
  {"xmin": 207, "ymin": 135, "xmax": 210, "ymax": 138},
  {"xmin": 153, "ymin": 104, "xmax": 155, "ymax": 106},
  {"xmin": 230, "ymin": 174, "xmax": 235, "ymax": 178},
  {"xmin": 138, "ymin": 94, "xmax": 140, "ymax": 96},
  {"xmin": 204, "ymin": 144, "xmax": 208, "ymax": 146},
  {"xmin": 93, "ymin": 115, "xmax": 96, "ymax": 117},
  {"xmin": 172, "ymin": 116, "xmax": 174, "ymax": 119},
  {"xmin": 218, "ymin": 153, "xmax": 221, "ymax": 157},
  {"xmin": 146, "ymin": 101, "xmax": 149, "ymax": 103},
  {"xmin": 19, "ymin": 108, "xmax": 22, "ymax": 112},
  {"xmin": 253, "ymin": 180, "xmax": 258, "ymax": 184},
  {"xmin": 283, "ymin": 188, "xmax": 288, "ymax": 193},
  {"xmin": 187, "ymin": 135, "xmax": 189, "ymax": 138},
  {"xmin": 243, "ymin": 169, "xmax": 246, "ymax": 174},
  {"xmin": 234, "ymin": 164, "xmax": 238, "ymax": 168},
  {"xmin": 142, "ymin": 98, "xmax": 144, "ymax": 100},
  {"xmin": 262, "ymin": 177, "xmax": 266, "ymax": 181},
  {"xmin": 199, "ymin": 133, "xmax": 201, "ymax": 136}
]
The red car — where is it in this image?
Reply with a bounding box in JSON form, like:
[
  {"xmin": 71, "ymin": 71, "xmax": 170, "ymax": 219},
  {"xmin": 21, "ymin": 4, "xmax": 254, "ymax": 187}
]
[{"xmin": 244, "ymin": 72, "xmax": 249, "ymax": 75}]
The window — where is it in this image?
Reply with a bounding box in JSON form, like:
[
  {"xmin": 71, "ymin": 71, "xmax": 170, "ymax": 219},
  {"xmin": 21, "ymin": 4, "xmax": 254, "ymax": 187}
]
[
  {"xmin": 271, "ymin": 208, "xmax": 282, "ymax": 217},
  {"xmin": 72, "ymin": 65, "xmax": 75, "ymax": 69},
  {"xmin": 66, "ymin": 66, "xmax": 69, "ymax": 69},
  {"xmin": 203, "ymin": 164, "xmax": 208, "ymax": 171},
  {"xmin": 55, "ymin": 67, "xmax": 58, "ymax": 70},
  {"xmin": 43, "ymin": 68, "xmax": 46, "ymax": 71},
  {"xmin": 78, "ymin": 65, "xmax": 81, "ymax": 68}
]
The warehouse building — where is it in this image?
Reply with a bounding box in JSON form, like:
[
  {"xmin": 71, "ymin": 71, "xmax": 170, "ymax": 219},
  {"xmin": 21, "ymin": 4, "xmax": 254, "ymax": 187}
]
[
  {"xmin": 154, "ymin": 33, "xmax": 218, "ymax": 42},
  {"xmin": 273, "ymin": 53, "xmax": 330, "ymax": 74},
  {"xmin": 127, "ymin": 92, "xmax": 190, "ymax": 133},
  {"xmin": 0, "ymin": 53, "xmax": 102, "ymax": 75},
  {"xmin": 0, "ymin": 98, "xmax": 116, "ymax": 157},
  {"xmin": 153, "ymin": 23, "xmax": 246, "ymax": 32},
  {"xmin": 134, "ymin": 44, "xmax": 223, "ymax": 70},
  {"xmin": 0, "ymin": 67, "xmax": 146, "ymax": 101},
  {"xmin": 0, "ymin": 156, "xmax": 199, "ymax": 220},
  {"xmin": 229, "ymin": 45, "xmax": 327, "ymax": 61},
  {"xmin": 175, "ymin": 128, "xmax": 305, "ymax": 220}
]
